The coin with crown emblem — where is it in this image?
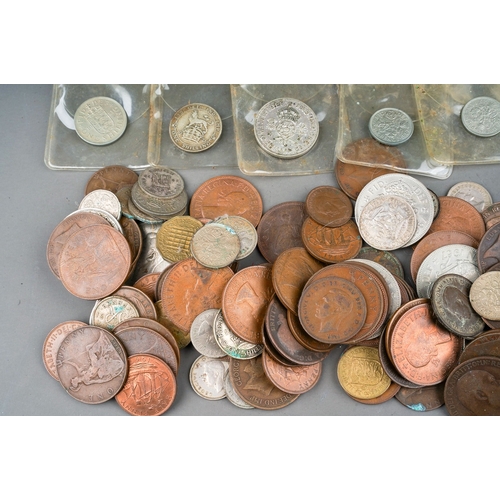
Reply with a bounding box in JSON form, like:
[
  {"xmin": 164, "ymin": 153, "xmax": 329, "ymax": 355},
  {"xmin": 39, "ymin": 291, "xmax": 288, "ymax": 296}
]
[
  {"xmin": 254, "ymin": 97, "xmax": 319, "ymax": 159},
  {"xmin": 169, "ymin": 103, "xmax": 222, "ymax": 153}
]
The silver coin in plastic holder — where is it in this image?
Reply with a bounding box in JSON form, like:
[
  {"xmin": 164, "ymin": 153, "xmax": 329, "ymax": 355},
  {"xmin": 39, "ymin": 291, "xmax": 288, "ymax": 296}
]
[
  {"xmin": 461, "ymin": 96, "xmax": 500, "ymax": 138},
  {"xmin": 369, "ymin": 107, "xmax": 414, "ymax": 146}
]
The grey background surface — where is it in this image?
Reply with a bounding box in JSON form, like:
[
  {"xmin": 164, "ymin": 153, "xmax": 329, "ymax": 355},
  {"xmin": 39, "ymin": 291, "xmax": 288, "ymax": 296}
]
[{"xmin": 1, "ymin": 84, "xmax": 496, "ymax": 416}]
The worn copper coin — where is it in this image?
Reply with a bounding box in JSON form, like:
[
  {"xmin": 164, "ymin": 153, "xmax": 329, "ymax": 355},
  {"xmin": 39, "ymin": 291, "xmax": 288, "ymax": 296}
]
[
  {"xmin": 305, "ymin": 185, "xmax": 353, "ymax": 228},
  {"xmin": 356, "ymin": 246, "xmax": 404, "ymax": 280},
  {"xmin": 257, "ymin": 202, "xmax": 309, "ymax": 264},
  {"xmin": 481, "ymin": 202, "xmax": 500, "ymax": 230},
  {"xmin": 262, "ymin": 320, "xmax": 299, "ymax": 367},
  {"xmin": 115, "ymin": 354, "xmax": 176, "ymax": 416},
  {"xmin": 113, "ymin": 286, "xmax": 157, "ymax": 321},
  {"xmin": 85, "ymin": 165, "xmax": 139, "ymax": 195},
  {"xmin": 477, "ymin": 223, "xmax": 500, "ymax": 274},
  {"xmin": 133, "ymin": 273, "xmax": 161, "ymax": 303},
  {"xmin": 115, "ymin": 186, "xmax": 135, "ymax": 219},
  {"xmin": 395, "ymin": 383, "xmax": 445, "ymax": 412},
  {"xmin": 286, "ymin": 310, "xmax": 335, "ymax": 353},
  {"xmin": 189, "ymin": 175, "xmax": 263, "ymax": 227},
  {"xmin": 459, "ymin": 331, "xmax": 500, "ymax": 364},
  {"xmin": 155, "ymin": 265, "xmax": 175, "ymax": 302},
  {"xmin": 120, "ymin": 216, "xmax": 142, "ymax": 277},
  {"xmin": 154, "ymin": 300, "xmax": 191, "ymax": 349},
  {"xmin": 229, "ymin": 356, "xmax": 299, "ymax": 410},
  {"xmin": 56, "ymin": 325, "xmax": 128, "ymax": 404}
]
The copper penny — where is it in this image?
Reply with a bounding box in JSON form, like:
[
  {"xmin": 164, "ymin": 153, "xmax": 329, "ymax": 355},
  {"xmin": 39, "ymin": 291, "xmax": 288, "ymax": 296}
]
[
  {"xmin": 444, "ymin": 356, "xmax": 500, "ymax": 416},
  {"xmin": 222, "ymin": 264, "xmax": 274, "ymax": 345},
  {"xmin": 85, "ymin": 165, "xmax": 139, "ymax": 195},
  {"xmin": 356, "ymin": 246, "xmax": 405, "ymax": 280},
  {"xmin": 410, "ymin": 230, "xmax": 479, "ymax": 283},
  {"xmin": 389, "ymin": 301, "xmax": 461, "ymax": 386},
  {"xmin": 459, "ymin": 331, "xmax": 500, "ymax": 364},
  {"xmin": 261, "ymin": 349, "xmax": 322, "ymax": 395},
  {"xmin": 335, "ymin": 138, "xmax": 406, "ymax": 200},
  {"xmin": 58, "ymin": 224, "xmax": 131, "ymax": 300},
  {"xmin": 305, "ymin": 185, "xmax": 353, "ymax": 228},
  {"xmin": 112, "ymin": 286, "xmax": 157, "ymax": 321},
  {"xmin": 477, "ymin": 223, "xmax": 500, "ymax": 274},
  {"xmin": 349, "ymin": 381, "xmax": 401, "ymax": 405},
  {"xmin": 272, "ymin": 247, "xmax": 323, "ymax": 315},
  {"xmin": 189, "ymin": 175, "xmax": 263, "ymax": 227},
  {"xmin": 115, "ymin": 354, "xmax": 176, "ymax": 416},
  {"xmin": 298, "ymin": 275, "xmax": 366, "ymax": 343},
  {"xmin": 286, "ymin": 310, "xmax": 335, "ymax": 353},
  {"xmin": 482, "ymin": 202, "xmax": 500, "ymax": 230},
  {"xmin": 262, "ymin": 321, "xmax": 300, "ymax": 367},
  {"xmin": 133, "ymin": 272, "xmax": 161, "ymax": 303},
  {"xmin": 160, "ymin": 258, "xmax": 234, "ymax": 333},
  {"xmin": 154, "ymin": 301, "xmax": 191, "ymax": 349},
  {"xmin": 425, "ymin": 196, "xmax": 486, "ymax": 243},
  {"xmin": 257, "ymin": 202, "xmax": 308, "ymax": 264},
  {"xmin": 395, "ymin": 383, "xmax": 445, "ymax": 412},
  {"xmin": 120, "ymin": 216, "xmax": 142, "ymax": 274},
  {"xmin": 229, "ymin": 356, "xmax": 300, "ymax": 410},
  {"xmin": 301, "ymin": 218, "xmax": 362, "ymax": 264},
  {"xmin": 155, "ymin": 265, "xmax": 175, "ymax": 302}
]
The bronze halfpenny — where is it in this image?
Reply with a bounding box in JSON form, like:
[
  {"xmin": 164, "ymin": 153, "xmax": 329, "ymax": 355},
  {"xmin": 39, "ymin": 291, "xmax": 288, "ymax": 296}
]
[
  {"xmin": 85, "ymin": 165, "xmax": 139, "ymax": 195},
  {"xmin": 305, "ymin": 185, "xmax": 353, "ymax": 228}
]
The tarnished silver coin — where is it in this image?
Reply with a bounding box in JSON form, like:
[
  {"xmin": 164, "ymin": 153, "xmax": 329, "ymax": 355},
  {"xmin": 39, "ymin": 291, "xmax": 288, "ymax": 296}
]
[
  {"xmin": 470, "ymin": 271, "xmax": 500, "ymax": 321},
  {"xmin": 138, "ymin": 166, "xmax": 185, "ymax": 200},
  {"xmin": 131, "ymin": 182, "xmax": 188, "ymax": 218},
  {"xmin": 447, "ymin": 181, "xmax": 493, "ymax": 213},
  {"xmin": 91, "ymin": 295, "xmax": 139, "ymax": 331},
  {"xmin": 189, "ymin": 354, "xmax": 230, "ymax": 401},
  {"xmin": 79, "ymin": 189, "xmax": 122, "ymax": 220},
  {"xmin": 358, "ymin": 195, "xmax": 417, "ymax": 251},
  {"xmin": 369, "ymin": 107, "xmax": 414, "ymax": 146},
  {"xmin": 254, "ymin": 97, "xmax": 319, "ymax": 159},
  {"xmin": 224, "ymin": 371, "xmax": 254, "ymax": 409},
  {"xmin": 68, "ymin": 207, "xmax": 123, "ymax": 234},
  {"xmin": 190, "ymin": 308, "xmax": 226, "ymax": 358},
  {"xmin": 416, "ymin": 244, "xmax": 480, "ymax": 299},
  {"xmin": 74, "ymin": 96, "xmax": 127, "ymax": 146},
  {"xmin": 212, "ymin": 215, "xmax": 258, "ymax": 260},
  {"xmin": 461, "ymin": 96, "xmax": 500, "ymax": 137}
]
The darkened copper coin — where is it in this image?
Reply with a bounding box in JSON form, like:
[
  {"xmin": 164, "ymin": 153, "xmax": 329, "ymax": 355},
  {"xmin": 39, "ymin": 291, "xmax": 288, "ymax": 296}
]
[
  {"xmin": 120, "ymin": 216, "xmax": 142, "ymax": 278},
  {"xmin": 477, "ymin": 223, "xmax": 500, "ymax": 274},
  {"xmin": 265, "ymin": 295, "xmax": 330, "ymax": 365},
  {"xmin": 222, "ymin": 264, "xmax": 274, "ymax": 345},
  {"xmin": 425, "ymin": 197, "xmax": 486, "ymax": 243},
  {"xmin": 287, "ymin": 310, "xmax": 335, "ymax": 353},
  {"xmin": 160, "ymin": 258, "xmax": 234, "ymax": 333},
  {"xmin": 272, "ymin": 247, "xmax": 323, "ymax": 315},
  {"xmin": 189, "ymin": 175, "xmax": 263, "ymax": 227},
  {"xmin": 444, "ymin": 356, "xmax": 500, "ymax": 415},
  {"xmin": 395, "ymin": 383, "xmax": 445, "ymax": 412},
  {"xmin": 155, "ymin": 265, "xmax": 175, "ymax": 302},
  {"xmin": 482, "ymin": 202, "xmax": 500, "ymax": 230},
  {"xmin": 431, "ymin": 274, "xmax": 485, "ymax": 338},
  {"xmin": 229, "ymin": 356, "xmax": 300, "ymax": 410},
  {"xmin": 356, "ymin": 246, "xmax": 404, "ymax": 280},
  {"xmin": 133, "ymin": 272, "xmax": 161, "ymax": 303},
  {"xmin": 305, "ymin": 185, "xmax": 353, "ymax": 228},
  {"xmin": 155, "ymin": 300, "xmax": 191, "ymax": 349},
  {"xmin": 394, "ymin": 275, "xmax": 411, "ymax": 305},
  {"xmin": 335, "ymin": 138, "xmax": 407, "ymax": 200},
  {"xmin": 298, "ymin": 275, "xmax": 367, "ymax": 343},
  {"xmin": 261, "ymin": 349, "xmax": 322, "ymax": 395},
  {"xmin": 47, "ymin": 212, "xmax": 108, "ymax": 279},
  {"xmin": 56, "ymin": 325, "xmax": 128, "ymax": 404},
  {"xmin": 115, "ymin": 354, "xmax": 176, "ymax": 416},
  {"xmin": 85, "ymin": 165, "xmax": 139, "ymax": 195},
  {"xmin": 257, "ymin": 202, "xmax": 308, "ymax": 264},
  {"xmin": 349, "ymin": 381, "xmax": 401, "ymax": 405},
  {"xmin": 262, "ymin": 319, "xmax": 300, "ymax": 367},
  {"xmin": 302, "ymin": 218, "xmax": 362, "ymax": 264},
  {"xmin": 459, "ymin": 331, "xmax": 500, "ymax": 364},
  {"xmin": 410, "ymin": 230, "xmax": 479, "ymax": 283},
  {"xmin": 58, "ymin": 224, "xmax": 132, "ymax": 300},
  {"xmin": 112, "ymin": 286, "xmax": 157, "ymax": 321}
]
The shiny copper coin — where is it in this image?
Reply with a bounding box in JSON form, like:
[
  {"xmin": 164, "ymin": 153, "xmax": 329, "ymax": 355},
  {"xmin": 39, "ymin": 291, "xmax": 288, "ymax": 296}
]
[
  {"xmin": 356, "ymin": 246, "xmax": 404, "ymax": 280},
  {"xmin": 133, "ymin": 272, "xmax": 161, "ymax": 303},
  {"xmin": 395, "ymin": 383, "xmax": 445, "ymax": 412},
  {"xmin": 305, "ymin": 185, "xmax": 353, "ymax": 228},
  {"xmin": 425, "ymin": 196, "xmax": 486, "ymax": 243},
  {"xmin": 113, "ymin": 286, "xmax": 157, "ymax": 321},
  {"xmin": 85, "ymin": 165, "xmax": 139, "ymax": 195},
  {"xmin": 58, "ymin": 224, "xmax": 131, "ymax": 300},
  {"xmin": 286, "ymin": 310, "xmax": 335, "ymax": 353},
  {"xmin": 154, "ymin": 301, "xmax": 191, "ymax": 349},
  {"xmin": 444, "ymin": 356, "xmax": 500, "ymax": 416},
  {"xmin": 481, "ymin": 201, "xmax": 500, "ymax": 230},
  {"xmin": 56, "ymin": 325, "xmax": 128, "ymax": 404},
  {"xmin": 229, "ymin": 356, "xmax": 299, "ymax": 410},
  {"xmin": 262, "ymin": 349, "xmax": 322, "ymax": 395},
  {"xmin": 257, "ymin": 202, "xmax": 308, "ymax": 264},
  {"xmin": 301, "ymin": 218, "xmax": 362, "ymax": 264},
  {"xmin": 298, "ymin": 275, "xmax": 366, "ymax": 343},
  {"xmin": 410, "ymin": 230, "xmax": 479, "ymax": 283},
  {"xmin": 389, "ymin": 301, "xmax": 461, "ymax": 386},
  {"xmin": 160, "ymin": 258, "xmax": 234, "ymax": 333},
  {"xmin": 477, "ymin": 223, "xmax": 500, "ymax": 274},
  {"xmin": 349, "ymin": 381, "xmax": 401, "ymax": 405},
  {"xmin": 115, "ymin": 354, "xmax": 176, "ymax": 416},
  {"xmin": 459, "ymin": 331, "xmax": 500, "ymax": 364},
  {"xmin": 189, "ymin": 175, "xmax": 263, "ymax": 227},
  {"xmin": 272, "ymin": 247, "xmax": 323, "ymax": 315},
  {"xmin": 335, "ymin": 138, "xmax": 406, "ymax": 200}
]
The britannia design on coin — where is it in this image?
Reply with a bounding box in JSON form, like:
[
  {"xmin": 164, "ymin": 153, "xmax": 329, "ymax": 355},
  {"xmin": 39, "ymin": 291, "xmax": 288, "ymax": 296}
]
[
  {"xmin": 461, "ymin": 96, "xmax": 500, "ymax": 137},
  {"xmin": 254, "ymin": 97, "xmax": 319, "ymax": 159},
  {"xmin": 369, "ymin": 108, "xmax": 414, "ymax": 146}
]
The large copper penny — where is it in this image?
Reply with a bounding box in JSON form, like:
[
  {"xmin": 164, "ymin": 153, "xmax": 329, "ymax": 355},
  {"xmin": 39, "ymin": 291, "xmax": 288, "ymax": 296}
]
[
  {"xmin": 286, "ymin": 310, "xmax": 335, "ymax": 353},
  {"xmin": 222, "ymin": 264, "xmax": 274, "ymax": 344},
  {"xmin": 395, "ymin": 383, "xmax": 445, "ymax": 412},
  {"xmin": 113, "ymin": 286, "xmax": 157, "ymax": 321},
  {"xmin": 477, "ymin": 223, "xmax": 500, "ymax": 274},
  {"xmin": 298, "ymin": 275, "xmax": 366, "ymax": 343},
  {"xmin": 120, "ymin": 216, "xmax": 142, "ymax": 273},
  {"xmin": 305, "ymin": 185, "xmax": 353, "ymax": 228},
  {"xmin": 482, "ymin": 202, "xmax": 500, "ymax": 230},
  {"xmin": 58, "ymin": 224, "xmax": 131, "ymax": 300},
  {"xmin": 85, "ymin": 165, "xmax": 139, "ymax": 195},
  {"xmin": 154, "ymin": 300, "xmax": 191, "ymax": 349},
  {"xmin": 189, "ymin": 175, "xmax": 263, "ymax": 227},
  {"xmin": 257, "ymin": 202, "xmax": 308, "ymax": 264},
  {"xmin": 160, "ymin": 258, "xmax": 234, "ymax": 333},
  {"xmin": 133, "ymin": 272, "xmax": 161, "ymax": 303},
  {"xmin": 357, "ymin": 246, "xmax": 404, "ymax": 280},
  {"xmin": 459, "ymin": 331, "xmax": 500, "ymax": 364},
  {"xmin": 229, "ymin": 356, "xmax": 299, "ymax": 410},
  {"xmin": 115, "ymin": 354, "xmax": 176, "ymax": 416}
]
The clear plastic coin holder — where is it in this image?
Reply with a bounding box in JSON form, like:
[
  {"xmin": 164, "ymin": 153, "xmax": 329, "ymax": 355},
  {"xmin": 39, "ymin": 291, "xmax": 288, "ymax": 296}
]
[
  {"xmin": 148, "ymin": 84, "xmax": 238, "ymax": 169},
  {"xmin": 414, "ymin": 84, "xmax": 500, "ymax": 166},
  {"xmin": 231, "ymin": 84, "xmax": 339, "ymax": 176},
  {"xmin": 44, "ymin": 84, "xmax": 152, "ymax": 171},
  {"xmin": 336, "ymin": 84, "xmax": 453, "ymax": 179}
]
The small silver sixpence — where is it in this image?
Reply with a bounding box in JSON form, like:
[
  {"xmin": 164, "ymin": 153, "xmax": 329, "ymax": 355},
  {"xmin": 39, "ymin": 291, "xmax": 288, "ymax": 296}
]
[
  {"xmin": 74, "ymin": 96, "xmax": 127, "ymax": 146},
  {"xmin": 461, "ymin": 96, "xmax": 500, "ymax": 138},
  {"xmin": 79, "ymin": 189, "xmax": 122, "ymax": 220},
  {"xmin": 369, "ymin": 108, "xmax": 414, "ymax": 146}
]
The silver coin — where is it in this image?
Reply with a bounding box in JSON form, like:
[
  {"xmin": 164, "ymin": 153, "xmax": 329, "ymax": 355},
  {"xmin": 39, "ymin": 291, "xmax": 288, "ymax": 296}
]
[
  {"xmin": 190, "ymin": 223, "xmax": 240, "ymax": 269},
  {"xmin": 358, "ymin": 195, "xmax": 417, "ymax": 251},
  {"xmin": 368, "ymin": 107, "xmax": 414, "ymax": 146},
  {"xmin": 131, "ymin": 182, "xmax": 188, "ymax": 218},
  {"xmin": 79, "ymin": 189, "xmax": 122, "ymax": 220},
  {"xmin": 189, "ymin": 354, "xmax": 229, "ymax": 401},
  {"xmin": 91, "ymin": 296, "xmax": 139, "ymax": 331},
  {"xmin": 68, "ymin": 208, "xmax": 123, "ymax": 234},
  {"xmin": 469, "ymin": 271, "xmax": 500, "ymax": 320},
  {"xmin": 74, "ymin": 96, "xmax": 127, "ymax": 146},
  {"xmin": 211, "ymin": 216, "xmax": 258, "ymax": 260},
  {"xmin": 190, "ymin": 309, "xmax": 226, "ymax": 358},
  {"xmin": 416, "ymin": 244, "xmax": 480, "ymax": 299},
  {"xmin": 461, "ymin": 96, "xmax": 500, "ymax": 137},
  {"xmin": 127, "ymin": 197, "xmax": 165, "ymax": 224},
  {"xmin": 254, "ymin": 97, "xmax": 319, "ymax": 159},
  {"xmin": 447, "ymin": 181, "xmax": 493, "ymax": 213},
  {"xmin": 224, "ymin": 371, "xmax": 254, "ymax": 409},
  {"xmin": 138, "ymin": 166, "xmax": 185, "ymax": 200}
]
